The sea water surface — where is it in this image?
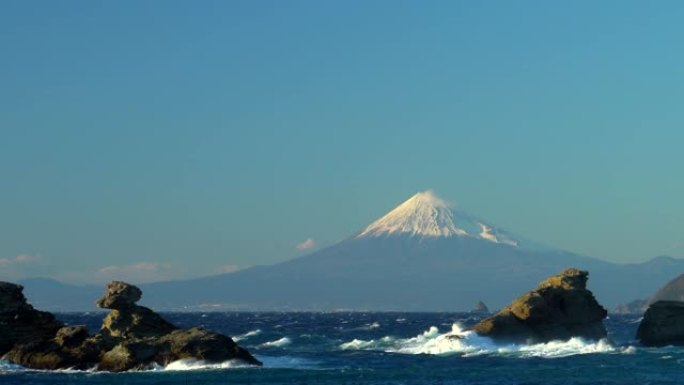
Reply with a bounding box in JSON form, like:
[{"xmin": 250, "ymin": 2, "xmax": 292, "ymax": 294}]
[{"xmin": 1, "ymin": 312, "xmax": 682, "ymax": 384}]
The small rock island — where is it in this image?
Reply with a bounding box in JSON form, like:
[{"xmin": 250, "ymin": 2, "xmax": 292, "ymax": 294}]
[
  {"xmin": 470, "ymin": 301, "xmax": 490, "ymax": 315},
  {"xmin": 469, "ymin": 268, "xmax": 608, "ymax": 343},
  {"xmin": 1, "ymin": 280, "xmax": 261, "ymax": 371}
]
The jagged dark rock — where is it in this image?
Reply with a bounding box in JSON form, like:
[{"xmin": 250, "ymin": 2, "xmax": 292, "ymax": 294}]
[
  {"xmin": 0, "ymin": 282, "xmax": 64, "ymax": 356},
  {"xmin": 99, "ymin": 306, "xmax": 176, "ymax": 339},
  {"xmin": 55, "ymin": 326, "xmax": 90, "ymax": 348},
  {"xmin": 1, "ymin": 280, "xmax": 261, "ymax": 371},
  {"xmin": 636, "ymin": 301, "xmax": 684, "ymax": 346},
  {"xmin": 469, "ymin": 268, "xmax": 608, "ymax": 343}
]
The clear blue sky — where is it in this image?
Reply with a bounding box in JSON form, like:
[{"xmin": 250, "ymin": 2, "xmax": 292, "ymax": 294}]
[{"xmin": 2, "ymin": 1, "xmax": 684, "ymax": 283}]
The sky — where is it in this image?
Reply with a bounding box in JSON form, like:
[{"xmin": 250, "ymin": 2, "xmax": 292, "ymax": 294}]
[{"xmin": 2, "ymin": 1, "xmax": 684, "ymax": 284}]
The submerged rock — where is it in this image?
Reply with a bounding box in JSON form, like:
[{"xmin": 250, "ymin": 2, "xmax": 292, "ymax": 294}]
[
  {"xmin": 1, "ymin": 280, "xmax": 261, "ymax": 371},
  {"xmin": 636, "ymin": 301, "xmax": 684, "ymax": 346},
  {"xmin": 469, "ymin": 268, "xmax": 607, "ymax": 343}
]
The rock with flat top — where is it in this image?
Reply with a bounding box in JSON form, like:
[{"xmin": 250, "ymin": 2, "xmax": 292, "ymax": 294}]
[{"xmin": 96, "ymin": 281, "xmax": 142, "ymax": 309}]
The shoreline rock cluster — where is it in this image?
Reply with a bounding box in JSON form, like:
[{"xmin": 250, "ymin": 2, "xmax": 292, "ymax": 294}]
[
  {"xmin": 464, "ymin": 267, "xmax": 684, "ymax": 348},
  {"xmin": 0, "ymin": 281, "xmax": 261, "ymax": 371},
  {"xmin": 6, "ymin": 267, "xmax": 684, "ymax": 371}
]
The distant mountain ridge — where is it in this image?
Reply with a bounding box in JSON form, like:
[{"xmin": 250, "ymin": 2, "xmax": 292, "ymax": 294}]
[{"xmin": 17, "ymin": 191, "xmax": 684, "ymax": 312}]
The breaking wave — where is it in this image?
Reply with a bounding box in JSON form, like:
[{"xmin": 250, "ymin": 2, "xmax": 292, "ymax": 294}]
[
  {"xmin": 0, "ymin": 358, "xmax": 260, "ymax": 374},
  {"xmin": 0, "ymin": 360, "xmax": 23, "ymax": 372},
  {"xmin": 164, "ymin": 358, "xmax": 255, "ymax": 371},
  {"xmin": 340, "ymin": 324, "xmax": 632, "ymax": 358},
  {"xmin": 234, "ymin": 329, "xmax": 262, "ymax": 342},
  {"xmin": 0, "ymin": 361, "xmax": 96, "ymax": 374},
  {"xmin": 260, "ymin": 337, "xmax": 292, "ymax": 348}
]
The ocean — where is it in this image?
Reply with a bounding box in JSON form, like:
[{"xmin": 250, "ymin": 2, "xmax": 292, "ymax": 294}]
[{"xmin": 1, "ymin": 311, "xmax": 681, "ymax": 385}]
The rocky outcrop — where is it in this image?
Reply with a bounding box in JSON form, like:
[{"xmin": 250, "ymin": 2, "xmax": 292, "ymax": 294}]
[
  {"xmin": 1, "ymin": 280, "xmax": 261, "ymax": 371},
  {"xmin": 97, "ymin": 281, "xmax": 176, "ymax": 339},
  {"xmin": 96, "ymin": 281, "xmax": 142, "ymax": 309},
  {"xmin": 0, "ymin": 282, "xmax": 64, "ymax": 356},
  {"xmin": 636, "ymin": 301, "xmax": 684, "ymax": 346},
  {"xmin": 469, "ymin": 268, "xmax": 608, "ymax": 343}
]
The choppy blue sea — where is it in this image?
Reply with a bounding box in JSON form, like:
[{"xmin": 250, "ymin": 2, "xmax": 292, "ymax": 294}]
[{"xmin": 2, "ymin": 312, "xmax": 683, "ymax": 384}]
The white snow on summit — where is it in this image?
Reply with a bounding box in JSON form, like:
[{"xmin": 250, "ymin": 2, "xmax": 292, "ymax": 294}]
[
  {"xmin": 357, "ymin": 190, "xmax": 519, "ymax": 247},
  {"xmin": 358, "ymin": 191, "xmax": 467, "ymax": 238}
]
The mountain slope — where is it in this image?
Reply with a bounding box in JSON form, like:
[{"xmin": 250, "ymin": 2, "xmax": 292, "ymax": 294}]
[
  {"xmin": 16, "ymin": 191, "xmax": 684, "ymax": 311},
  {"xmin": 140, "ymin": 234, "xmax": 611, "ymax": 310},
  {"xmin": 646, "ymin": 263, "xmax": 684, "ymax": 303},
  {"xmin": 137, "ymin": 192, "xmax": 684, "ymax": 311}
]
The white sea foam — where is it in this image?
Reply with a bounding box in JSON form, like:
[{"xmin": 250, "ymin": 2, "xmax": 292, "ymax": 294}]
[
  {"xmin": 234, "ymin": 329, "xmax": 262, "ymax": 341},
  {"xmin": 340, "ymin": 324, "xmax": 629, "ymax": 358},
  {"xmin": 164, "ymin": 358, "xmax": 254, "ymax": 371},
  {"xmin": 260, "ymin": 337, "xmax": 292, "ymax": 348},
  {"xmin": 0, "ymin": 357, "xmax": 259, "ymax": 374},
  {"xmin": 0, "ymin": 360, "xmax": 23, "ymax": 372},
  {"xmin": 348, "ymin": 321, "xmax": 382, "ymax": 331},
  {"xmin": 514, "ymin": 337, "xmax": 616, "ymax": 358},
  {"xmin": 0, "ymin": 360, "xmax": 98, "ymax": 374},
  {"xmin": 623, "ymin": 346, "xmax": 638, "ymax": 354}
]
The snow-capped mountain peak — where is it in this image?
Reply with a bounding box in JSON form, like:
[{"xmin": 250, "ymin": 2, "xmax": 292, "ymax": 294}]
[
  {"xmin": 357, "ymin": 190, "xmax": 519, "ymax": 247},
  {"xmin": 358, "ymin": 190, "xmax": 466, "ymax": 238}
]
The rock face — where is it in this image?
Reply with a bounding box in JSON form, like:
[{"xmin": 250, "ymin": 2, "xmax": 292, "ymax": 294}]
[
  {"xmin": 636, "ymin": 301, "xmax": 684, "ymax": 346},
  {"xmin": 469, "ymin": 268, "xmax": 608, "ymax": 343},
  {"xmin": 0, "ymin": 282, "xmax": 64, "ymax": 356},
  {"xmin": 1, "ymin": 280, "xmax": 261, "ymax": 371},
  {"xmin": 96, "ymin": 281, "xmax": 142, "ymax": 309},
  {"xmin": 97, "ymin": 281, "xmax": 176, "ymax": 339}
]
